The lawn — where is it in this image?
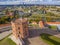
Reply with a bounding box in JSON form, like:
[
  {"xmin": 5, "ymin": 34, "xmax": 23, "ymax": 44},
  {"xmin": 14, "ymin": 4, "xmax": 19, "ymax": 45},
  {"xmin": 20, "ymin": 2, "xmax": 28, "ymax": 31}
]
[
  {"xmin": 48, "ymin": 25, "xmax": 57, "ymax": 30},
  {"xmin": 29, "ymin": 24, "xmax": 38, "ymax": 26},
  {"xmin": 40, "ymin": 33, "xmax": 60, "ymax": 45},
  {"xmin": 0, "ymin": 37, "xmax": 16, "ymax": 45}
]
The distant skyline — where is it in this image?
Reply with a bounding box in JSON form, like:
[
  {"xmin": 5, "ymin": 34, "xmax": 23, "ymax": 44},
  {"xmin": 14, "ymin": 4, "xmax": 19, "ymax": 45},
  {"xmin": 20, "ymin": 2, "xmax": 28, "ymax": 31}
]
[{"xmin": 0, "ymin": 0, "xmax": 60, "ymax": 5}]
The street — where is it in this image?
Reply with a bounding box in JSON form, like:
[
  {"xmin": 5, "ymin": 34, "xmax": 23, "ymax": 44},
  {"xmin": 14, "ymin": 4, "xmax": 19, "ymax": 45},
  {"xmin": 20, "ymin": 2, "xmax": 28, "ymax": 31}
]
[
  {"xmin": 0, "ymin": 26, "xmax": 11, "ymax": 33},
  {"xmin": 0, "ymin": 30, "xmax": 12, "ymax": 40},
  {"xmin": 0, "ymin": 26, "xmax": 12, "ymax": 40}
]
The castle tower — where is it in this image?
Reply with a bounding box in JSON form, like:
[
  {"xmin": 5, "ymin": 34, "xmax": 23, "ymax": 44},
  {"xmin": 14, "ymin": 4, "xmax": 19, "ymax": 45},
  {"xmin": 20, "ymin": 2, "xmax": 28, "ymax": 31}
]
[
  {"xmin": 11, "ymin": 18, "xmax": 29, "ymax": 39},
  {"xmin": 39, "ymin": 21, "xmax": 45, "ymax": 28}
]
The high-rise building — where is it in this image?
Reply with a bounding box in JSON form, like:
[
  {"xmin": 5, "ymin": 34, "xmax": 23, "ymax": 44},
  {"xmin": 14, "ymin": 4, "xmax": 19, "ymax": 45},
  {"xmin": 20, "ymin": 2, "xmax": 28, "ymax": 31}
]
[{"xmin": 11, "ymin": 18, "xmax": 29, "ymax": 39}]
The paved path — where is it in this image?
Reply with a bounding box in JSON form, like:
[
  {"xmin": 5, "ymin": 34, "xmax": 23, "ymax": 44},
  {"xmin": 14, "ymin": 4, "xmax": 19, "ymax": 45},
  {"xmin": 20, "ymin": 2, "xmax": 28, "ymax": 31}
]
[
  {"xmin": 0, "ymin": 26, "xmax": 11, "ymax": 29},
  {"xmin": 27, "ymin": 37, "xmax": 48, "ymax": 45},
  {"xmin": 29, "ymin": 28, "xmax": 60, "ymax": 38},
  {"xmin": 42, "ymin": 29, "xmax": 60, "ymax": 38},
  {"xmin": 0, "ymin": 26, "xmax": 11, "ymax": 33},
  {"xmin": 0, "ymin": 30, "xmax": 12, "ymax": 40}
]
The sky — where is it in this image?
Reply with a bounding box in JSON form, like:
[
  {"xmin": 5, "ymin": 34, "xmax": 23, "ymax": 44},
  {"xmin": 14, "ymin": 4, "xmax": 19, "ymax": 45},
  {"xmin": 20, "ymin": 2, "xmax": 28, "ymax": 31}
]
[{"xmin": 0, "ymin": 0, "xmax": 60, "ymax": 5}]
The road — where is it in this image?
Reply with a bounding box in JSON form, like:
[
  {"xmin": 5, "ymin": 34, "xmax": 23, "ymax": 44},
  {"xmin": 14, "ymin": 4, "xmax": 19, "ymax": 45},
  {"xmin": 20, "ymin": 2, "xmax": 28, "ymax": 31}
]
[
  {"xmin": 0, "ymin": 26, "xmax": 11, "ymax": 29},
  {"xmin": 0, "ymin": 30, "xmax": 12, "ymax": 40},
  {"xmin": 0, "ymin": 26, "xmax": 12, "ymax": 40},
  {"xmin": 0, "ymin": 26, "xmax": 11, "ymax": 33}
]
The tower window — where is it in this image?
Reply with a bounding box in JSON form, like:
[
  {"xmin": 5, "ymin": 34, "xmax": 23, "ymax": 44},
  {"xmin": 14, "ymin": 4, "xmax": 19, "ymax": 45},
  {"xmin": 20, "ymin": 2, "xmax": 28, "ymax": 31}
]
[
  {"xmin": 18, "ymin": 27, "xmax": 20, "ymax": 30},
  {"xmin": 18, "ymin": 35, "xmax": 20, "ymax": 37},
  {"xmin": 19, "ymin": 32, "xmax": 20, "ymax": 34}
]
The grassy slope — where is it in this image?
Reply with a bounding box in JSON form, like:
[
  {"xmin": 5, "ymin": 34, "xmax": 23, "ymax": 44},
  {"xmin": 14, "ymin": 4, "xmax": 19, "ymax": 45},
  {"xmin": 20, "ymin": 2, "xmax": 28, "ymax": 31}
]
[
  {"xmin": 0, "ymin": 38, "xmax": 16, "ymax": 45},
  {"xmin": 40, "ymin": 33, "xmax": 60, "ymax": 45}
]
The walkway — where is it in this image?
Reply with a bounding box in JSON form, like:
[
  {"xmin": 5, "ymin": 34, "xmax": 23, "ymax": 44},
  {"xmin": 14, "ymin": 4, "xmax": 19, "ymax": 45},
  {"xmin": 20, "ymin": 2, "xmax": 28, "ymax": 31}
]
[
  {"xmin": 29, "ymin": 28, "xmax": 60, "ymax": 38},
  {"xmin": 42, "ymin": 29, "xmax": 60, "ymax": 38},
  {"xmin": 28, "ymin": 37, "xmax": 48, "ymax": 45},
  {"xmin": 0, "ymin": 30, "xmax": 12, "ymax": 40}
]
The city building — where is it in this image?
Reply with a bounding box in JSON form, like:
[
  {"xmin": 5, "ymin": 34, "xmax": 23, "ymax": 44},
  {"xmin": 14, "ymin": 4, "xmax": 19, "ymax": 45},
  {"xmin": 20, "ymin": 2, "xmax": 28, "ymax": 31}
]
[
  {"xmin": 0, "ymin": 11, "xmax": 5, "ymax": 17},
  {"xmin": 32, "ymin": 21, "xmax": 37, "ymax": 25},
  {"xmin": 6, "ymin": 9, "xmax": 13, "ymax": 16}
]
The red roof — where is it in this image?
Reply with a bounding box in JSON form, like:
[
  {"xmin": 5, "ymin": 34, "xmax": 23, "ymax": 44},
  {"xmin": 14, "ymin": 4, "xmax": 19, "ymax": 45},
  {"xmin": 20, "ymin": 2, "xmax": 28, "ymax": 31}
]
[{"xmin": 46, "ymin": 22, "xmax": 60, "ymax": 24}]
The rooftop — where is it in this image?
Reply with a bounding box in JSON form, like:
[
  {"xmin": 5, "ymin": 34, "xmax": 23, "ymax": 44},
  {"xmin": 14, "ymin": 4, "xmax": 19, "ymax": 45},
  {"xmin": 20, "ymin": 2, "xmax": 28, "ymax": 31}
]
[
  {"xmin": 12, "ymin": 18, "xmax": 28, "ymax": 23},
  {"xmin": 46, "ymin": 22, "xmax": 60, "ymax": 24}
]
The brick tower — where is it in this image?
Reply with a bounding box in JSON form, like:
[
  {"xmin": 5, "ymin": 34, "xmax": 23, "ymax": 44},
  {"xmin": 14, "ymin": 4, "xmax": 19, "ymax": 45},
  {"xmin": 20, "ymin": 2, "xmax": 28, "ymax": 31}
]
[
  {"xmin": 11, "ymin": 18, "xmax": 29, "ymax": 39},
  {"xmin": 39, "ymin": 21, "xmax": 45, "ymax": 28}
]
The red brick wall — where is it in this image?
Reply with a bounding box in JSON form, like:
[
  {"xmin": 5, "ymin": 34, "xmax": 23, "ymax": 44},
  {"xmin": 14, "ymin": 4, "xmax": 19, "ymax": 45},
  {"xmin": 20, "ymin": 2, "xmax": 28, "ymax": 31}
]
[
  {"xmin": 39, "ymin": 21, "xmax": 44, "ymax": 28},
  {"xmin": 11, "ymin": 18, "xmax": 29, "ymax": 39}
]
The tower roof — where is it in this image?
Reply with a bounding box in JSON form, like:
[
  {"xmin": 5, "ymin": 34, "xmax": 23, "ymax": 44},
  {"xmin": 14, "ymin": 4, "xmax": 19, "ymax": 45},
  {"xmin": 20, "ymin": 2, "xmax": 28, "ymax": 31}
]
[{"xmin": 12, "ymin": 18, "xmax": 28, "ymax": 23}]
